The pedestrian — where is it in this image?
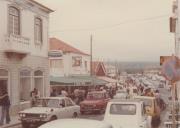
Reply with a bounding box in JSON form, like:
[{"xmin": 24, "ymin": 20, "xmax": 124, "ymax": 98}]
[
  {"xmin": 0, "ymin": 89, "xmax": 11, "ymax": 126},
  {"xmin": 151, "ymin": 115, "xmax": 161, "ymax": 128},
  {"xmin": 30, "ymin": 88, "xmax": 40, "ymax": 107},
  {"xmin": 50, "ymin": 89, "xmax": 57, "ymax": 97},
  {"xmin": 61, "ymin": 88, "xmax": 68, "ymax": 97}
]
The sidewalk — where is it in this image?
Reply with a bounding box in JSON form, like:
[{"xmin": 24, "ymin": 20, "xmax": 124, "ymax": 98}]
[{"xmin": 1, "ymin": 116, "xmax": 21, "ymax": 128}]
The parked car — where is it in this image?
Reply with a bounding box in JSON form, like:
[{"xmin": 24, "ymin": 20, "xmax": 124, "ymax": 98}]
[
  {"xmin": 113, "ymin": 90, "xmax": 127, "ymax": 99},
  {"xmin": 19, "ymin": 97, "xmax": 80, "ymax": 128},
  {"xmin": 39, "ymin": 119, "xmax": 113, "ymax": 128},
  {"xmin": 80, "ymin": 91, "xmax": 110, "ymax": 114},
  {"xmin": 104, "ymin": 99, "xmax": 147, "ymax": 128}
]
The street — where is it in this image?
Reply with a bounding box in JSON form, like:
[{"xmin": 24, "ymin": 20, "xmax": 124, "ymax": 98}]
[
  {"xmin": 8, "ymin": 87, "xmax": 171, "ymax": 128},
  {"xmin": 10, "ymin": 114, "xmax": 104, "ymax": 128}
]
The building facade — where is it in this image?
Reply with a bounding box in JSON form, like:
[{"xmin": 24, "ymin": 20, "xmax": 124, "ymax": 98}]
[
  {"xmin": 0, "ymin": 0, "xmax": 53, "ymax": 115},
  {"xmin": 49, "ymin": 38, "xmax": 90, "ymax": 77}
]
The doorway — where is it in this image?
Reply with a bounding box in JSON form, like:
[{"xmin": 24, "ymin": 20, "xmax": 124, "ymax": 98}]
[{"xmin": 0, "ymin": 80, "xmax": 8, "ymax": 94}]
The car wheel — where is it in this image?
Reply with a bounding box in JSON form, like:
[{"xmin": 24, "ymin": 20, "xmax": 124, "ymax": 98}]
[
  {"xmin": 22, "ymin": 121, "xmax": 30, "ymax": 128},
  {"xmin": 50, "ymin": 116, "xmax": 57, "ymax": 121},
  {"xmin": 73, "ymin": 112, "xmax": 78, "ymax": 118}
]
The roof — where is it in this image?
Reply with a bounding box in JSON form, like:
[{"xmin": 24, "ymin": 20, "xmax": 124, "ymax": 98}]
[
  {"xmin": 110, "ymin": 99, "xmax": 142, "ymax": 103},
  {"xmin": 50, "ymin": 75, "xmax": 107, "ymax": 86},
  {"xmin": 98, "ymin": 76, "xmax": 117, "ymax": 83},
  {"xmin": 29, "ymin": 0, "xmax": 54, "ymax": 13},
  {"xmin": 49, "ymin": 38, "xmax": 89, "ymax": 56},
  {"xmin": 39, "ymin": 119, "xmax": 112, "ymax": 128},
  {"xmin": 92, "ymin": 61, "xmax": 106, "ymax": 76},
  {"xmin": 39, "ymin": 97, "xmax": 67, "ymax": 100},
  {"xmin": 134, "ymin": 96, "xmax": 155, "ymax": 100}
]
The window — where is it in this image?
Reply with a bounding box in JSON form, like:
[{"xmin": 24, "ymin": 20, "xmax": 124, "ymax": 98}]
[
  {"xmin": 50, "ymin": 59, "xmax": 64, "ymax": 68},
  {"xmin": 9, "ymin": 6, "xmax": 20, "ymax": 35},
  {"xmin": 110, "ymin": 104, "xmax": 136, "ymax": 115},
  {"xmin": 35, "ymin": 17, "xmax": 43, "ymax": 43},
  {"xmin": 65, "ymin": 99, "xmax": 73, "ymax": 107},
  {"xmin": 34, "ymin": 70, "xmax": 44, "ymax": 97},
  {"xmin": 72, "ymin": 56, "xmax": 82, "ymax": 67},
  {"xmin": 20, "ymin": 69, "xmax": 31, "ymax": 102},
  {"xmin": 85, "ymin": 61, "xmax": 87, "ymax": 70}
]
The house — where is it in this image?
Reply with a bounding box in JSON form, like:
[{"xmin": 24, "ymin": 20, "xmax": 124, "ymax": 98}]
[
  {"xmin": 0, "ymin": 0, "xmax": 53, "ymax": 115},
  {"xmin": 49, "ymin": 37, "xmax": 90, "ymax": 76},
  {"xmin": 49, "ymin": 38, "xmax": 107, "ymax": 93},
  {"xmin": 92, "ymin": 61, "xmax": 117, "ymax": 87}
]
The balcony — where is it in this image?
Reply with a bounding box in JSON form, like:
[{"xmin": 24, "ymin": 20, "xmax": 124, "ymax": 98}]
[{"xmin": 3, "ymin": 34, "xmax": 30, "ymax": 55}]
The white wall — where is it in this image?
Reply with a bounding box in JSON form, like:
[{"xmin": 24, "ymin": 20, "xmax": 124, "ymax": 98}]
[
  {"xmin": 0, "ymin": 0, "xmax": 49, "ymax": 57},
  {"xmin": 50, "ymin": 52, "xmax": 90, "ymax": 77}
]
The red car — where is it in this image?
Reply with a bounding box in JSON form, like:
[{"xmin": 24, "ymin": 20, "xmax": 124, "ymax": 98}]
[{"xmin": 80, "ymin": 91, "xmax": 110, "ymax": 114}]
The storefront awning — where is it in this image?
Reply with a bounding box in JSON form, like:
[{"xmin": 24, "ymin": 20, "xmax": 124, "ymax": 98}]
[
  {"xmin": 50, "ymin": 75, "xmax": 107, "ymax": 86},
  {"xmin": 98, "ymin": 76, "xmax": 117, "ymax": 83}
]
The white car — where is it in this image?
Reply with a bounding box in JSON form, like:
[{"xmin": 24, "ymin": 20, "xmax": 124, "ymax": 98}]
[
  {"xmin": 39, "ymin": 119, "xmax": 113, "ymax": 128},
  {"xmin": 113, "ymin": 90, "xmax": 127, "ymax": 99},
  {"xmin": 19, "ymin": 97, "xmax": 80, "ymax": 128},
  {"xmin": 104, "ymin": 99, "xmax": 147, "ymax": 128}
]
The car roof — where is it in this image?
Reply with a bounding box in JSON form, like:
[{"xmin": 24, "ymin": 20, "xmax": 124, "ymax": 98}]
[
  {"xmin": 39, "ymin": 119, "xmax": 112, "ymax": 128},
  {"xmin": 134, "ymin": 96, "xmax": 155, "ymax": 100},
  {"xmin": 39, "ymin": 97, "xmax": 68, "ymax": 100},
  {"xmin": 109, "ymin": 99, "xmax": 142, "ymax": 104}
]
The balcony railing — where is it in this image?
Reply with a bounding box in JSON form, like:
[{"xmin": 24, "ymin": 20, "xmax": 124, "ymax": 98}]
[{"xmin": 3, "ymin": 34, "xmax": 30, "ymax": 54}]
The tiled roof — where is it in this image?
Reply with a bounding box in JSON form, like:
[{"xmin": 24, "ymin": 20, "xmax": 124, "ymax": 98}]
[
  {"xmin": 91, "ymin": 61, "xmax": 106, "ymax": 75},
  {"xmin": 49, "ymin": 38, "xmax": 89, "ymax": 56}
]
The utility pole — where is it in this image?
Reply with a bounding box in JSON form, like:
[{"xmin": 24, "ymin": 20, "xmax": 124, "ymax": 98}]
[
  {"xmin": 90, "ymin": 34, "xmax": 93, "ymax": 76},
  {"xmin": 172, "ymin": 0, "xmax": 179, "ymax": 127}
]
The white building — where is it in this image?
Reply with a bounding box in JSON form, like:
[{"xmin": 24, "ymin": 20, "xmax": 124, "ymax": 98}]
[
  {"xmin": 49, "ymin": 38, "xmax": 90, "ymax": 77},
  {"xmin": 105, "ymin": 64, "xmax": 117, "ymax": 78},
  {"xmin": 0, "ymin": 0, "xmax": 53, "ymax": 115}
]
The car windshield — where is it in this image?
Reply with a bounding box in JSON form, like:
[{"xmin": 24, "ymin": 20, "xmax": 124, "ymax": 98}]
[
  {"xmin": 35, "ymin": 99, "xmax": 60, "ymax": 108},
  {"xmin": 87, "ymin": 93, "xmax": 104, "ymax": 100},
  {"xmin": 110, "ymin": 104, "xmax": 136, "ymax": 115}
]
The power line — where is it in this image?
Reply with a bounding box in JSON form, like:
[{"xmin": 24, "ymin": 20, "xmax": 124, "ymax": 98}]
[{"xmin": 50, "ymin": 14, "xmax": 169, "ymax": 33}]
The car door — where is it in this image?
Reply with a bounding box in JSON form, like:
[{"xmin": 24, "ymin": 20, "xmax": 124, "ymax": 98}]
[
  {"xmin": 56, "ymin": 99, "xmax": 68, "ymax": 119},
  {"xmin": 65, "ymin": 98, "xmax": 77, "ymax": 117}
]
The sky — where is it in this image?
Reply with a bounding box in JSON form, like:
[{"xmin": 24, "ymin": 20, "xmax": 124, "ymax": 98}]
[{"xmin": 38, "ymin": 0, "xmax": 174, "ymax": 62}]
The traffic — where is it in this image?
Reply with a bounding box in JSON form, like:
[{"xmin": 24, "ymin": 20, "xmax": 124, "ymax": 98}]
[{"xmin": 18, "ymin": 74, "xmax": 168, "ymax": 128}]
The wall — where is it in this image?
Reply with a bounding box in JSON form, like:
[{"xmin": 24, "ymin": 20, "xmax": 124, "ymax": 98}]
[
  {"xmin": 0, "ymin": 0, "xmax": 49, "ymax": 57},
  {"xmin": 50, "ymin": 52, "xmax": 90, "ymax": 77}
]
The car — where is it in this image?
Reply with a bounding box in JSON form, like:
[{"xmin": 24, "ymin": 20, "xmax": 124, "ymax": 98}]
[
  {"xmin": 19, "ymin": 97, "xmax": 80, "ymax": 128},
  {"xmin": 104, "ymin": 99, "xmax": 147, "ymax": 128},
  {"xmin": 133, "ymin": 96, "xmax": 161, "ymax": 117},
  {"xmin": 80, "ymin": 91, "xmax": 110, "ymax": 114},
  {"xmin": 39, "ymin": 119, "xmax": 113, "ymax": 128},
  {"xmin": 113, "ymin": 90, "xmax": 127, "ymax": 99}
]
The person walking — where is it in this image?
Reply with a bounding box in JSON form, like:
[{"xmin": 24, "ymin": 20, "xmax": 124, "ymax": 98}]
[
  {"xmin": 0, "ymin": 89, "xmax": 11, "ymax": 126},
  {"xmin": 30, "ymin": 88, "xmax": 40, "ymax": 107}
]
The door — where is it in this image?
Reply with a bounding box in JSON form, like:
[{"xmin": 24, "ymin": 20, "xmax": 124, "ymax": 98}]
[
  {"xmin": 0, "ymin": 80, "xmax": 8, "ymax": 94},
  {"xmin": 57, "ymin": 99, "xmax": 67, "ymax": 119},
  {"xmin": 65, "ymin": 98, "xmax": 76, "ymax": 117}
]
